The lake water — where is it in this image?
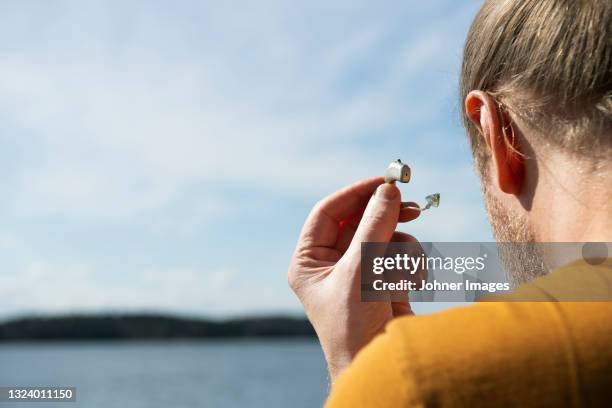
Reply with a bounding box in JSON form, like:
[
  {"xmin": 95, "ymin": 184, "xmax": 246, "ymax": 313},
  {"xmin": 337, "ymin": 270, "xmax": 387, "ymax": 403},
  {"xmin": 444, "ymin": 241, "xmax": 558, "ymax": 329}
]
[{"xmin": 0, "ymin": 339, "xmax": 328, "ymax": 407}]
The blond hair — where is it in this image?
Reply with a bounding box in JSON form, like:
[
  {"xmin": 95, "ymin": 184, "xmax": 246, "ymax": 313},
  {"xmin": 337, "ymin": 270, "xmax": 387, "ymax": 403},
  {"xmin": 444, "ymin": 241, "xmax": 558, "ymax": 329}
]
[{"xmin": 460, "ymin": 0, "xmax": 612, "ymax": 172}]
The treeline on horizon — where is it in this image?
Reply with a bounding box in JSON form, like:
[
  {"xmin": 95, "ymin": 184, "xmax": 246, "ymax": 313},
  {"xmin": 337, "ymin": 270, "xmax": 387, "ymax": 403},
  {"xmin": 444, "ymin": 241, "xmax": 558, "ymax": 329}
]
[{"xmin": 0, "ymin": 314, "xmax": 316, "ymax": 341}]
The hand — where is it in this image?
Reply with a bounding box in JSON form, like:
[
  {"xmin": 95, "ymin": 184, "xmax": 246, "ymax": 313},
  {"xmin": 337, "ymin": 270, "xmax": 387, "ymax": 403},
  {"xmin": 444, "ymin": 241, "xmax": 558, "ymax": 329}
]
[{"xmin": 288, "ymin": 177, "xmax": 421, "ymax": 383}]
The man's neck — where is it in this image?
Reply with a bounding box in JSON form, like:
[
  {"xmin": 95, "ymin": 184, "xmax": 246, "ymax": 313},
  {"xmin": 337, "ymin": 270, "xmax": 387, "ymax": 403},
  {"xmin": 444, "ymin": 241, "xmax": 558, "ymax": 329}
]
[{"xmin": 530, "ymin": 154, "xmax": 612, "ymax": 242}]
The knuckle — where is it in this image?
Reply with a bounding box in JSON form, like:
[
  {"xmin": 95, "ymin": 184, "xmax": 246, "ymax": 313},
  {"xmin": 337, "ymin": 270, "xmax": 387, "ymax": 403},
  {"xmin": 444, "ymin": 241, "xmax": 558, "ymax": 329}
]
[{"xmin": 360, "ymin": 212, "xmax": 386, "ymax": 226}]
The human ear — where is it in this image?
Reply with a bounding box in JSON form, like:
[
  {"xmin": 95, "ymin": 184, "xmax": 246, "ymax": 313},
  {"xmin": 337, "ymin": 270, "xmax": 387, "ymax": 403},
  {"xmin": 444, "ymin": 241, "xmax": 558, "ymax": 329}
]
[{"xmin": 465, "ymin": 91, "xmax": 524, "ymax": 195}]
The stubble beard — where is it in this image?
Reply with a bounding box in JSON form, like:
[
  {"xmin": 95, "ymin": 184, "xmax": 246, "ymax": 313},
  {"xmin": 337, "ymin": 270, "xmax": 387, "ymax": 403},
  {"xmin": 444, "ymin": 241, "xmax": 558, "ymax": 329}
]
[{"xmin": 482, "ymin": 182, "xmax": 547, "ymax": 286}]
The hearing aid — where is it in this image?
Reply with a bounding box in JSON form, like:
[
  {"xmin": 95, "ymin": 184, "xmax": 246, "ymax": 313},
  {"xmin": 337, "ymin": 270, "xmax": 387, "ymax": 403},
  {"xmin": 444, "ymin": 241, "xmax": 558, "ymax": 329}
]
[
  {"xmin": 384, "ymin": 159, "xmax": 411, "ymax": 183},
  {"xmin": 384, "ymin": 159, "xmax": 440, "ymax": 211}
]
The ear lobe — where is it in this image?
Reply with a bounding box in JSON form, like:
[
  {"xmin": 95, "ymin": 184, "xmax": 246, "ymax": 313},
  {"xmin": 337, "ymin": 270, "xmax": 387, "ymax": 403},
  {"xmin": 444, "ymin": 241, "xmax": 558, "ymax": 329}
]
[{"xmin": 465, "ymin": 91, "xmax": 525, "ymax": 196}]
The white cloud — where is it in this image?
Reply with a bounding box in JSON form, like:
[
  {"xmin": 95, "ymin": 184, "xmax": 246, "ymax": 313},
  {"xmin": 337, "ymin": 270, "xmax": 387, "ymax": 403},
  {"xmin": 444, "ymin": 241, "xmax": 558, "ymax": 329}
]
[
  {"xmin": 0, "ymin": 1, "xmax": 476, "ymax": 219},
  {"xmin": 0, "ymin": 1, "xmax": 489, "ymax": 316},
  {"xmin": 0, "ymin": 260, "xmax": 296, "ymax": 318}
]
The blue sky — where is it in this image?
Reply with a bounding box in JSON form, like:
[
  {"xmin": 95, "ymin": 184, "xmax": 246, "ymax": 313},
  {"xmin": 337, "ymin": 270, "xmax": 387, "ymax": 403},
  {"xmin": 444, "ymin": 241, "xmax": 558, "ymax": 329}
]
[{"xmin": 0, "ymin": 0, "xmax": 492, "ymax": 318}]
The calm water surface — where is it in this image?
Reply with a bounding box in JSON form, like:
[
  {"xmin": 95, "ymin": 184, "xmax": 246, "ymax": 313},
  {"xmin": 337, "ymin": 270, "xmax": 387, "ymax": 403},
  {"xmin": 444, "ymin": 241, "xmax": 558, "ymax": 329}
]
[{"xmin": 0, "ymin": 339, "xmax": 328, "ymax": 407}]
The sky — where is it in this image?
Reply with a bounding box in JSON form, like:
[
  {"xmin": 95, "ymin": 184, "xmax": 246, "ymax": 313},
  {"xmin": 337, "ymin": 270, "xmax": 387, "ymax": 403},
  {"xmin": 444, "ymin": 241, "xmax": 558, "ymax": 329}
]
[{"xmin": 0, "ymin": 0, "xmax": 492, "ymax": 318}]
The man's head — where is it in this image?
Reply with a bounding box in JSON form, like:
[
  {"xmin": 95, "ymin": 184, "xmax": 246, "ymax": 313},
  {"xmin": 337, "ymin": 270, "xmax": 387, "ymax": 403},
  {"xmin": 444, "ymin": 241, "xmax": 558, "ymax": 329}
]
[{"xmin": 460, "ymin": 0, "xmax": 612, "ymax": 284}]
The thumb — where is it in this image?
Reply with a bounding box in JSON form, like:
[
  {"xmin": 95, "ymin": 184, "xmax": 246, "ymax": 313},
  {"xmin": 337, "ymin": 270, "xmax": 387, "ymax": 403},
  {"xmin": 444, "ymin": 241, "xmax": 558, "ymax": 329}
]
[{"xmin": 350, "ymin": 183, "xmax": 401, "ymax": 248}]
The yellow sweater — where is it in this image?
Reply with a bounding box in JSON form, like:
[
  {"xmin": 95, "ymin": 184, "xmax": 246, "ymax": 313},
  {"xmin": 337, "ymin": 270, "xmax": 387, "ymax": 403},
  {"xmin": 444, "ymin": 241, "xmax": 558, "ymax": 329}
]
[{"xmin": 326, "ymin": 260, "xmax": 612, "ymax": 407}]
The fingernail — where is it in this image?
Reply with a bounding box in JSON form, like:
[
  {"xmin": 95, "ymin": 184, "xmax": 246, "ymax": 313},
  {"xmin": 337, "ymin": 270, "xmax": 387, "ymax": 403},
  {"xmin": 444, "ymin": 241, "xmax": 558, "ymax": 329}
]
[
  {"xmin": 401, "ymin": 202, "xmax": 421, "ymax": 210},
  {"xmin": 376, "ymin": 183, "xmax": 399, "ymax": 200}
]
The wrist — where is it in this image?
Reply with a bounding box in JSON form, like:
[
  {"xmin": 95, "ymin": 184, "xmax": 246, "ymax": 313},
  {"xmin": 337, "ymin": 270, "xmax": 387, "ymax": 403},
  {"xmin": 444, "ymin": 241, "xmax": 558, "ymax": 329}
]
[{"xmin": 323, "ymin": 346, "xmax": 354, "ymax": 385}]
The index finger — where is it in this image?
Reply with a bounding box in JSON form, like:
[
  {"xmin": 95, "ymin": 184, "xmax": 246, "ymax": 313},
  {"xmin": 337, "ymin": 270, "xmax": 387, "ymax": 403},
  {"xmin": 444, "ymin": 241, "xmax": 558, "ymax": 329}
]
[{"xmin": 298, "ymin": 177, "xmax": 386, "ymax": 248}]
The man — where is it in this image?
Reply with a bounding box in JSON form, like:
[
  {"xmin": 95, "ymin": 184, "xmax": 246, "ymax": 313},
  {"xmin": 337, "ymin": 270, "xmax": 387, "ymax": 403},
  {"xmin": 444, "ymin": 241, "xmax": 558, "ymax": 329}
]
[{"xmin": 288, "ymin": 0, "xmax": 611, "ymax": 406}]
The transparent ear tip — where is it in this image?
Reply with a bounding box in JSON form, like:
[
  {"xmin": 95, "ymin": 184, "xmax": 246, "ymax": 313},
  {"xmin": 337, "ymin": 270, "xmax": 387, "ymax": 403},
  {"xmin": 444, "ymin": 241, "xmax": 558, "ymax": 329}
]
[
  {"xmin": 425, "ymin": 193, "xmax": 440, "ymax": 208},
  {"xmin": 421, "ymin": 193, "xmax": 440, "ymax": 211}
]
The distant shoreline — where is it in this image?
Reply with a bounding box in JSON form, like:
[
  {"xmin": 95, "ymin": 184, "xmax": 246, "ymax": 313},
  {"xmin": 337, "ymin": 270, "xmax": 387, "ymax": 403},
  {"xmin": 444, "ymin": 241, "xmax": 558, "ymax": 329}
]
[{"xmin": 0, "ymin": 314, "xmax": 316, "ymax": 341}]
